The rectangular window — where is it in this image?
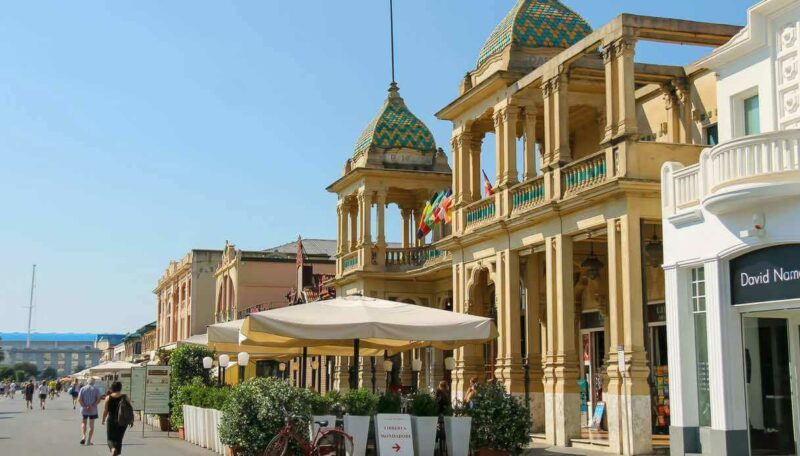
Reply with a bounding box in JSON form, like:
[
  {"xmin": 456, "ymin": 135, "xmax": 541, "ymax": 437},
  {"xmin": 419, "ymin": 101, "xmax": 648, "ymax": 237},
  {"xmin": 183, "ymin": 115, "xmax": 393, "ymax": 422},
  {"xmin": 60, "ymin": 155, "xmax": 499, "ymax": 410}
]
[
  {"xmin": 744, "ymin": 95, "xmax": 760, "ymax": 135},
  {"xmin": 691, "ymin": 267, "xmax": 712, "ymax": 427},
  {"xmin": 705, "ymin": 124, "xmax": 718, "ymax": 146}
]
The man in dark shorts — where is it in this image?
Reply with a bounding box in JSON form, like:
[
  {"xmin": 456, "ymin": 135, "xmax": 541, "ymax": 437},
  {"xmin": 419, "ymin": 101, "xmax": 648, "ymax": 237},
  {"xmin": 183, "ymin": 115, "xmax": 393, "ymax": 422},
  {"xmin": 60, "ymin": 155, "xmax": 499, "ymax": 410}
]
[
  {"xmin": 77, "ymin": 378, "xmax": 101, "ymax": 445},
  {"xmin": 24, "ymin": 381, "xmax": 34, "ymax": 410}
]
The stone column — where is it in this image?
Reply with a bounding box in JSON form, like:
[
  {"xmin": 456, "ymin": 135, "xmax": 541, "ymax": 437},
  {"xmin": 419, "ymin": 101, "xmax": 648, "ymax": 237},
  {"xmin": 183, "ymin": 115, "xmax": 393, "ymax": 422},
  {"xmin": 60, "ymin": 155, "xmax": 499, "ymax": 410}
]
[
  {"xmin": 451, "ymin": 135, "xmax": 463, "ymax": 207},
  {"xmin": 375, "ymin": 190, "xmax": 387, "ymax": 266},
  {"xmin": 543, "ymin": 234, "xmax": 580, "ymax": 446},
  {"xmin": 542, "ymin": 80, "xmax": 554, "ymax": 169},
  {"xmin": 358, "ymin": 189, "xmax": 372, "ymax": 246},
  {"xmin": 349, "ymin": 203, "xmax": 358, "ymax": 251},
  {"xmin": 493, "ymin": 110, "xmax": 506, "ymax": 186},
  {"xmin": 453, "ymin": 264, "xmax": 484, "ymax": 400},
  {"xmin": 524, "ymin": 254, "xmax": 545, "ymax": 432},
  {"xmin": 337, "ymin": 200, "xmax": 348, "ymax": 255},
  {"xmin": 494, "ymin": 250, "xmax": 524, "ymax": 393},
  {"xmin": 552, "ymin": 72, "xmax": 571, "ymax": 166},
  {"xmin": 469, "ymin": 134, "xmax": 483, "ymax": 201},
  {"xmin": 675, "ymin": 78, "xmax": 692, "ymax": 144},
  {"xmin": 523, "ymin": 107, "xmax": 538, "ymax": 181},
  {"xmin": 606, "ymin": 215, "xmax": 652, "ymax": 455},
  {"xmin": 662, "ymin": 84, "xmax": 680, "ymax": 143},
  {"xmin": 456, "ymin": 131, "xmax": 473, "ymax": 205},
  {"xmin": 413, "ymin": 206, "xmax": 422, "ymax": 247},
  {"xmin": 497, "ymin": 106, "xmax": 520, "ymax": 188},
  {"xmin": 615, "ymin": 37, "xmax": 638, "ymax": 138},
  {"xmin": 401, "ymin": 208, "xmax": 411, "ymax": 248},
  {"xmin": 602, "ymin": 43, "xmax": 618, "ymax": 144}
]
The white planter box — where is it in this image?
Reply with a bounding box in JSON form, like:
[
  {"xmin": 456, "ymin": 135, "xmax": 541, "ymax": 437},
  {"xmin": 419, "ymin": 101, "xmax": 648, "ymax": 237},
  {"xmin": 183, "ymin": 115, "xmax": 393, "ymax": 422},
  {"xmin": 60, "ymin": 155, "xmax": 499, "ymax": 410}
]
[
  {"xmin": 343, "ymin": 415, "xmax": 371, "ymax": 456},
  {"xmin": 444, "ymin": 416, "xmax": 471, "ymax": 456},
  {"xmin": 410, "ymin": 416, "xmax": 438, "ymax": 456}
]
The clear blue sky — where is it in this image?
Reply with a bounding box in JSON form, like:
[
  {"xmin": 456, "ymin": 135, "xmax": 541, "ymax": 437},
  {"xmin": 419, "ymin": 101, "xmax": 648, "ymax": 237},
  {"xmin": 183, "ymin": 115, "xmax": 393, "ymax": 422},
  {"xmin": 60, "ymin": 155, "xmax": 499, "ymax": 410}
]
[{"xmin": 0, "ymin": 0, "xmax": 754, "ymax": 333}]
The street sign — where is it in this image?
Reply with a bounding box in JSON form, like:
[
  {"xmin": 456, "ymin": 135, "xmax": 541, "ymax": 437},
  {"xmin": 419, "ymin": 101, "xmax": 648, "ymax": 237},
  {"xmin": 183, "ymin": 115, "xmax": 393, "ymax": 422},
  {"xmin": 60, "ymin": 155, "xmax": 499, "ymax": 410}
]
[
  {"xmin": 375, "ymin": 414, "xmax": 414, "ymax": 456},
  {"xmin": 144, "ymin": 365, "xmax": 170, "ymax": 415},
  {"xmin": 589, "ymin": 402, "xmax": 605, "ymax": 430},
  {"xmin": 118, "ymin": 370, "xmax": 131, "ymax": 396},
  {"xmin": 129, "ymin": 367, "xmax": 146, "ymax": 411}
]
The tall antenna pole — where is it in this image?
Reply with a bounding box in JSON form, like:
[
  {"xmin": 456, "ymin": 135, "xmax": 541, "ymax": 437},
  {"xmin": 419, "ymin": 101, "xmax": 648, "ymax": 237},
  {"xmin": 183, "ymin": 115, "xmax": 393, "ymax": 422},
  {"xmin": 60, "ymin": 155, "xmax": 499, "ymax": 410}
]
[
  {"xmin": 389, "ymin": 0, "xmax": 396, "ymax": 83},
  {"xmin": 26, "ymin": 264, "xmax": 36, "ymax": 349}
]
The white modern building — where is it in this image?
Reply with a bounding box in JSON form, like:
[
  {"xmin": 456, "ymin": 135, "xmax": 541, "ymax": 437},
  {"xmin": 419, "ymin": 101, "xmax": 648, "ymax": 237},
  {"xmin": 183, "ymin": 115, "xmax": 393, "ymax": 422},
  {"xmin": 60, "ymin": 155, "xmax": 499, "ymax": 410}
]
[{"xmin": 661, "ymin": 1, "xmax": 800, "ymax": 454}]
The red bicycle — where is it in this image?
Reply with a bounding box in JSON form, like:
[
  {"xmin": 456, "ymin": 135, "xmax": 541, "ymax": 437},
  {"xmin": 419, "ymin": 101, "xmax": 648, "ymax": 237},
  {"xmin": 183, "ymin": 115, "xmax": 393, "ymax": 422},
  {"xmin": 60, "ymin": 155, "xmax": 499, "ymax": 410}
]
[{"xmin": 263, "ymin": 410, "xmax": 354, "ymax": 456}]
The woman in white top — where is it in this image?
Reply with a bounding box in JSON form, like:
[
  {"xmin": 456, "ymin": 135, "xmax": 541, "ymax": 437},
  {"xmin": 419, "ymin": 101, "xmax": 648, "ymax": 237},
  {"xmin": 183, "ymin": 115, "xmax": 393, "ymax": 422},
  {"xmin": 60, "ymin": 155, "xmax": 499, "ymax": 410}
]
[{"xmin": 37, "ymin": 382, "xmax": 48, "ymax": 410}]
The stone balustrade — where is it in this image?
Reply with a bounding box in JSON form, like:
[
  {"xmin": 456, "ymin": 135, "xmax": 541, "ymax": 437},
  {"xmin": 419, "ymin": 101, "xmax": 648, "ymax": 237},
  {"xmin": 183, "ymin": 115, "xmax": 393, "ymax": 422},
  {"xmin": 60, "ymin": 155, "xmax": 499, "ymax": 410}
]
[
  {"xmin": 511, "ymin": 175, "xmax": 546, "ymax": 213},
  {"xmin": 560, "ymin": 150, "xmax": 608, "ymax": 196},
  {"xmin": 464, "ymin": 197, "xmax": 497, "ymax": 229}
]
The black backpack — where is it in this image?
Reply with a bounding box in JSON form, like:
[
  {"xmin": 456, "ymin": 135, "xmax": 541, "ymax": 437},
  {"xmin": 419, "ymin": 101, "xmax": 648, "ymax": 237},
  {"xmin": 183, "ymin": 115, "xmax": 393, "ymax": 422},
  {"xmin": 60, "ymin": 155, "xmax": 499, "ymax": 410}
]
[{"xmin": 117, "ymin": 395, "xmax": 134, "ymax": 428}]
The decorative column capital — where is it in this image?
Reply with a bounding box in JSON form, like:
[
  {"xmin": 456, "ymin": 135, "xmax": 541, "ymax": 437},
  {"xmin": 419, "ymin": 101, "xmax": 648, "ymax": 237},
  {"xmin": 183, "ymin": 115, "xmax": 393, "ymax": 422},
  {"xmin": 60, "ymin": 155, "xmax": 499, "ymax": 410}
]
[
  {"xmin": 613, "ymin": 35, "xmax": 637, "ymax": 58},
  {"xmin": 673, "ymin": 77, "xmax": 691, "ymax": 104},
  {"xmin": 660, "ymin": 83, "xmax": 677, "ymax": 110},
  {"xmin": 601, "ymin": 43, "xmax": 615, "ymax": 64}
]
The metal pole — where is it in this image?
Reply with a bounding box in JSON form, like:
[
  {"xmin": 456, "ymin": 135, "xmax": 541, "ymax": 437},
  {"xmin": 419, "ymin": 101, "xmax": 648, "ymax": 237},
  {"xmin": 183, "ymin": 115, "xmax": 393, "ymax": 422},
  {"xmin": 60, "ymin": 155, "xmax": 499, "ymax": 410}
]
[
  {"xmin": 389, "ymin": 0, "xmax": 395, "ymax": 83},
  {"xmin": 301, "ymin": 347, "xmax": 308, "ymax": 389},
  {"xmin": 351, "ymin": 339, "xmax": 360, "ymax": 390},
  {"xmin": 371, "ymin": 358, "xmax": 377, "ymax": 394},
  {"xmin": 26, "ymin": 264, "xmax": 36, "ymax": 349}
]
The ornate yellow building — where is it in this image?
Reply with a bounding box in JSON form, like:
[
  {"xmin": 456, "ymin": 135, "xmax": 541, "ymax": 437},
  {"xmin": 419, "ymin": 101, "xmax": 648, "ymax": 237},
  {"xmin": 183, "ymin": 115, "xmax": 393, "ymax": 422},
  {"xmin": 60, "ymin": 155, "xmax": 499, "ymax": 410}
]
[{"xmin": 329, "ymin": 1, "xmax": 740, "ymax": 454}]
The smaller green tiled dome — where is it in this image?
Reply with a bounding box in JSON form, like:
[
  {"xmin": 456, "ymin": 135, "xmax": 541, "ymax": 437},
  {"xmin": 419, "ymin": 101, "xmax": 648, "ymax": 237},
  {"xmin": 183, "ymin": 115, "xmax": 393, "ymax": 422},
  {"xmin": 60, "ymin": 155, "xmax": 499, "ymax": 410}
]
[
  {"xmin": 477, "ymin": 0, "xmax": 592, "ymax": 67},
  {"xmin": 354, "ymin": 83, "xmax": 436, "ymax": 157}
]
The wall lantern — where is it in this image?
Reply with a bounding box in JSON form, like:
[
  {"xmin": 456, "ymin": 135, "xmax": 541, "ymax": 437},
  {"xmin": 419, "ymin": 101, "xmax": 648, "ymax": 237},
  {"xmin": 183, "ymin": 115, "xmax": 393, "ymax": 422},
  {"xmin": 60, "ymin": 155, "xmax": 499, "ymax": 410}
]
[{"xmin": 581, "ymin": 239, "xmax": 604, "ymax": 280}]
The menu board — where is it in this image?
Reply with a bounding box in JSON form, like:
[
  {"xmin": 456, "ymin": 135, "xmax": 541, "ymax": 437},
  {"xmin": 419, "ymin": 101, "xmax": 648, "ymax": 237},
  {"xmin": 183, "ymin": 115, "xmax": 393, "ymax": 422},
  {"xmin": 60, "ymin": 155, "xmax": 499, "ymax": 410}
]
[
  {"xmin": 144, "ymin": 366, "xmax": 170, "ymax": 414},
  {"xmin": 129, "ymin": 367, "xmax": 146, "ymax": 411},
  {"xmin": 118, "ymin": 371, "xmax": 131, "ymax": 396},
  {"xmin": 375, "ymin": 414, "xmax": 414, "ymax": 456}
]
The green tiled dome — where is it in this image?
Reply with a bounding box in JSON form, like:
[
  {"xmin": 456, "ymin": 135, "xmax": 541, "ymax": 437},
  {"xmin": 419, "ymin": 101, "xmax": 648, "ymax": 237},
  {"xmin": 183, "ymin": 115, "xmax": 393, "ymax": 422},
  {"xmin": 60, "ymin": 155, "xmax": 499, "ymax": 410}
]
[
  {"xmin": 354, "ymin": 83, "xmax": 436, "ymax": 156},
  {"xmin": 477, "ymin": 0, "xmax": 592, "ymax": 67}
]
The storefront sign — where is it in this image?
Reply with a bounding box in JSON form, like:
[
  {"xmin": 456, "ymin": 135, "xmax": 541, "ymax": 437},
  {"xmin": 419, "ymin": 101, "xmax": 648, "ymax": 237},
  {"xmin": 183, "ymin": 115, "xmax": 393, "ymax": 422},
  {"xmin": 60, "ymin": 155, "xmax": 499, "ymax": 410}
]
[
  {"xmin": 589, "ymin": 402, "xmax": 605, "ymax": 430},
  {"xmin": 375, "ymin": 414, "xmax": 414, "ymax": 456},
  {"xmin": 144, "ymin": 366, "xmax": 170, "ymax": 415},
  {"xmin": 118, "ymin": 371, "xmax": 131, "ymax": 396},
  {"xmin": 129, "ymin": 367, "xmax": 146, "ymax": 411},
  {"xmin": 731, "ymin": 244, "xmax": 800, "ymax": 305}
]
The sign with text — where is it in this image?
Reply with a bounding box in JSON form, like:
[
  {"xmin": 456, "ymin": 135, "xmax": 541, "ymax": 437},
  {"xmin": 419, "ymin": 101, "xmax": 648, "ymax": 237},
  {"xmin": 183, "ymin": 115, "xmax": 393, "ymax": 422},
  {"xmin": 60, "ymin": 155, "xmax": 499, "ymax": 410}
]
[
  {"xmin": 129, "ymin": 367, "xmax": 146, "ymax": 411},
  {"xmin": 375, "ymin": 414, "xmax": 414, "ymax": 456},
  {"xmin": 589, "ymin": 402, "xmax": 605, "ymax": 430},
  {"xmin": 118, "ymin": 371, "xmax": 131, "ymax": 397},
  {"xmin": 731, "ymin": 244, "xmax": 800, "ymax": 305},
  {"xmin": 144, "ymin": 366, "xmax": 170, "ymax": 415}
]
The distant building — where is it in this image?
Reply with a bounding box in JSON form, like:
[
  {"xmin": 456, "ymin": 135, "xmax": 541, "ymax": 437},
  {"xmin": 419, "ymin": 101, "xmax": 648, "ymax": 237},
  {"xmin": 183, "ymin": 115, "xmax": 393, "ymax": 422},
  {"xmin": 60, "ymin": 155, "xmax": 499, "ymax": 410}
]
[
  {"xmin": 155, "ymin": 249, "xmax": 222, "ymax": 349},
  {"xmin": 0, "ymin": 332, "xmax": 123, "ymax": 376},
  {"xmin": 121, "ymin": 321, "xmax": 157, "ymax": 362},
  {"xmin": 214, "ymin": 239, "xmax": 336, "ymax": 322}
]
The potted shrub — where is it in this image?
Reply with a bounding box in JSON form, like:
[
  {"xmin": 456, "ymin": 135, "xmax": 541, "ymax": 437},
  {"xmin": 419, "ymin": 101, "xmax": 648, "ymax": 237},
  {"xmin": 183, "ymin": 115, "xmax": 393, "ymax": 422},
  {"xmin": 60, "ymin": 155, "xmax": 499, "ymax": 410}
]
[
  {"xmin": 409, "ymin": 391, "xmax": 438, "ymax": 456},
  {"xmin": 466, "ymin": 382, "xmax": 531, "ymax": 455},
  {"xmin": 342, "ymin": 389, "xmax": 377, "ymax": 456},
  {"xmin": 308, "ymin": 390, "xmax": 336, "ymax": 438},
  {"xmin": 444, "ymin": 400, "xmax": 472, "ymax": 456},
  {"xmin": 376, "ymin": 391, "xmax": 402, "ymax": 414},
  {"xmin": 219, "ymin": 377, "xmax": 315, "ymax": 456}
]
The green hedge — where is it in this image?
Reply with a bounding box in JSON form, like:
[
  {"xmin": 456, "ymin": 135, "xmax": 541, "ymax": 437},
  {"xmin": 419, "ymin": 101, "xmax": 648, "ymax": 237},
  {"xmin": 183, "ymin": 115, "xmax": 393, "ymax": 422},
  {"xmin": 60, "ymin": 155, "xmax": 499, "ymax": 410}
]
[{"xmin": 170, "ymin": 379, "xmax": 232, "ymax": 429}]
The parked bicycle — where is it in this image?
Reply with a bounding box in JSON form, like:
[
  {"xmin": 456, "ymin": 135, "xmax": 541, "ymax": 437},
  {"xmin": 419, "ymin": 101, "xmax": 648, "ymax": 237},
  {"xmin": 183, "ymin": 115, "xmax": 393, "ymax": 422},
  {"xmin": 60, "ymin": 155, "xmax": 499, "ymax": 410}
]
[{"xmin": 263, "ymin": 408, "xmax": 354, "ymax": 456}]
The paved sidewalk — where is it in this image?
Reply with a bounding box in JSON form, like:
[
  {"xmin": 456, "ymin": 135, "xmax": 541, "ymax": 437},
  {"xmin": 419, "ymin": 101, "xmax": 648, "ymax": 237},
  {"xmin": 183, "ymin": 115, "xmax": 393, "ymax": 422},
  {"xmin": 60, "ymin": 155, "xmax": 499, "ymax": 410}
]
[{"xmin": 0, "ymin": 395, "xmax": 210, "ymax": 456}]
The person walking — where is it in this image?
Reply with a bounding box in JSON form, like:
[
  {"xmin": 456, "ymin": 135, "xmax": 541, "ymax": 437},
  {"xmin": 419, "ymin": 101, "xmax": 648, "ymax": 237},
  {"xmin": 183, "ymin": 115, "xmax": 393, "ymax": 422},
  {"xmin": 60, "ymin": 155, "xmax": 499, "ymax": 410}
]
[
  {"xmin": 37, "ymin": 381, "xmax": 49, "ymax": 410},
  {"xmin": 69, "ymin": 380, "xmax": 80, "ymax": 410},
  {"xmin": 78, "ymin": 378, "xmax": 101, "ymax": 446},
  {"xmin": 9, "ymin": 381, "xmax": 17, "ymax": 399},
  {"xmin": 24, "ymin": 381, "xmax": 34, "ymax": 410},
  {"xmin": 55, "ymin": 380, "xmax": 63, "ymax": 398},
  {"xmin": 102, "ymin": 381, "xmax": 131, "ymax": 456}
]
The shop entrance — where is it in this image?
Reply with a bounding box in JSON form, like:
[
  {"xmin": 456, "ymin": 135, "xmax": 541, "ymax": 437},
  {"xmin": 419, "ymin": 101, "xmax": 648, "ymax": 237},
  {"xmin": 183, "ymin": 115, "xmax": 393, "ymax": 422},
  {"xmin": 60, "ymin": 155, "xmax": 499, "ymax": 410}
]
[{"xmin": 743, "ymin": 313, "xmax": 799, "ymax": 455}]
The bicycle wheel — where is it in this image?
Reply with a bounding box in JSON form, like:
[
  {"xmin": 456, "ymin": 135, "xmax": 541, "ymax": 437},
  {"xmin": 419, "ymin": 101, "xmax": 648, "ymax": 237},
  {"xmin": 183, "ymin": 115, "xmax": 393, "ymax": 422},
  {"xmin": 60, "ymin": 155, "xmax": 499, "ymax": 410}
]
[
  {"xmin": 263, "ymin": 433, "xmax": 291, "ymax": 456},
  {"xmin": 313, "ymin": 429, "xmax": 354, "ymax": 456}
]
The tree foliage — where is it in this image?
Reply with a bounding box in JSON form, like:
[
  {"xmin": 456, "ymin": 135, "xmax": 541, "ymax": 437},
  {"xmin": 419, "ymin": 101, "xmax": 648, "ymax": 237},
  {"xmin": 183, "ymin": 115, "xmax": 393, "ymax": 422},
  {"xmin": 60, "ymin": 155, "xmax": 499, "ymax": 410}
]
[
  {"xmin": 464, "ymin": 381, "xmax": 532, "ymax": 452},
  {"xmin": 13, "ymin": 362, "xmax": 38, "ymax": 378},
  {"xmin": 41, "ymin": 367, "xmax": 58, "ymax": 380}
]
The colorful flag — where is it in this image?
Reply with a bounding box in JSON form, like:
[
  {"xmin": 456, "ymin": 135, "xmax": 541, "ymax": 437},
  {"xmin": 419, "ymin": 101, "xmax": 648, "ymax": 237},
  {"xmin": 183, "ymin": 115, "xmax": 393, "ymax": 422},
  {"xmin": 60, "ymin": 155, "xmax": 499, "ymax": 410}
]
[
  {"xmin": 416, "ymin": 199, "xmax": 434, "ymax": 239},
  {"xmin": 424, "ymin": 191, "xmax": 445, "ymax": 227},
  {"xmin": 482, "ymin": 170, "xmax": 495, "ymax": 196},
  {"xmin": 433, "ymin": 189, "xmax": 453, "ymax": 225}
]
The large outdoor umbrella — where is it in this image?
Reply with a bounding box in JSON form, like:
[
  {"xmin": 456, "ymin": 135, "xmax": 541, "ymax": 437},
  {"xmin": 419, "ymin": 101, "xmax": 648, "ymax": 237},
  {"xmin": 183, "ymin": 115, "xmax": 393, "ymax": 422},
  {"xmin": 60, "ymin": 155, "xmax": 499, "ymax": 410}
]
[
  {"xmin": 206, "ymin": 318, "xmax": 384, "ymax": 357},
  {"xmin": 87, "ymin": 361, "xmax": 138, "ymax": 374},
  {"xmin": 239, "ymin": 296, "xmax": 498, "ymax": 388}
]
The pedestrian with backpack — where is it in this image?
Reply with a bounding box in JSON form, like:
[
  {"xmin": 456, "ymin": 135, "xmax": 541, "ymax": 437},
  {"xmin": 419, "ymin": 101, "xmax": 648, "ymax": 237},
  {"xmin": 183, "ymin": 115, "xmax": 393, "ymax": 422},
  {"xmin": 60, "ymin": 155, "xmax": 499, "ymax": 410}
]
[{"xmin": 101, "ymin": 381, "xmax": 133, "ymax": 456}]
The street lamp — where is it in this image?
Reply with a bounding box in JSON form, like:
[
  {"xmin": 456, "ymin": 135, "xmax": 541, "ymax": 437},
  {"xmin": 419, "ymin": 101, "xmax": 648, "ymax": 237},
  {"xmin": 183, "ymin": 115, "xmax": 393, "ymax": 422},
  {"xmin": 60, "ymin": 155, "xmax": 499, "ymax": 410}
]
[
  {"xmin": 279, "ymin": 362, "xmax": 287, "ymax": 380},
  {"xmin": 444, "ymin": 357, "xmax": 456, "ymax": 371},
  {"xmin": 219, "ymin": 354, "xmax": 230, "ymax": 387},
  {"xmin": 237, "ymin": 352, "xmax": 250, "ymax": 384},
  {"xmin": 411, "ymin": 358, "xmax": 422, "ymax": 392},
  {"xmin": 383, "ymin": 359, "xmax": 393, "ymax": 392}
]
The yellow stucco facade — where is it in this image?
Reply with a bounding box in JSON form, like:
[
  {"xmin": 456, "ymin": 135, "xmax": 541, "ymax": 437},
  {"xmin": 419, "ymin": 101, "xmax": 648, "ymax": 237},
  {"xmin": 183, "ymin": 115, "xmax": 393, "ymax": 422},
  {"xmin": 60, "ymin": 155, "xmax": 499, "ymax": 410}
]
[{"xmin": 328, "ymin": 3, "xmax": 740, "ymax": 454}]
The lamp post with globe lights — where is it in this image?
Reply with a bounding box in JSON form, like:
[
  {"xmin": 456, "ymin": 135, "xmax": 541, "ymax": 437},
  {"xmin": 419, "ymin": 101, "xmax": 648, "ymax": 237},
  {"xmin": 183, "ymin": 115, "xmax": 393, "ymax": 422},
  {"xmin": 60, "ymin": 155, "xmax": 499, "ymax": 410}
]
[
  {"xmin": 383, "ymin": 359, "xmax": 393, "ymax": 392},
  {"xmin": 237, "ymin": 352, "xmax": 250, "ymax": 384},
  {"xmin": 218, "ymin": 354, "xmax": 230, "ymax": 387}
]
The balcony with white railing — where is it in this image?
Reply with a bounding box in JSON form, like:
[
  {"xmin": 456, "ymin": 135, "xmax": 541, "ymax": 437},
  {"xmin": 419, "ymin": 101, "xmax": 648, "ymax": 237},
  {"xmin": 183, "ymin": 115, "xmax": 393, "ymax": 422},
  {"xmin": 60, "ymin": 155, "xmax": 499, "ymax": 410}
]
[
  {"xmin": 664, "ymin": 129, "xmax": 800, "ymax": 218},
  {"xmin": 384, "ymin": 245, "xmax": 451, "ymax": 272}
]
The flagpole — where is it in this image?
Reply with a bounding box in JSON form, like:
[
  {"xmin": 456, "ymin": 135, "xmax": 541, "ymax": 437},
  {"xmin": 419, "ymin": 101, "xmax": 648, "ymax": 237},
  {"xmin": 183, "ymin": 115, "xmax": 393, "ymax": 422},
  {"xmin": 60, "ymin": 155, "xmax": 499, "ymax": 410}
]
[{"xmin": 389, "ymin": 0, "xmax": 395, "ymax": 83}]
